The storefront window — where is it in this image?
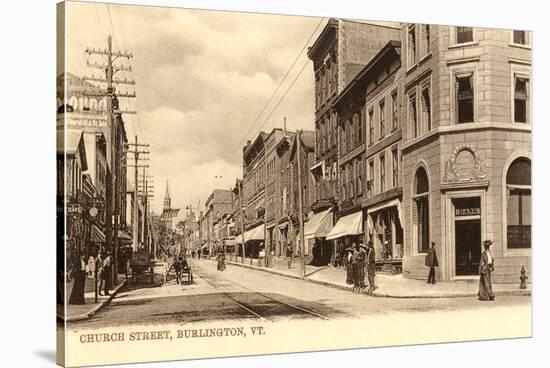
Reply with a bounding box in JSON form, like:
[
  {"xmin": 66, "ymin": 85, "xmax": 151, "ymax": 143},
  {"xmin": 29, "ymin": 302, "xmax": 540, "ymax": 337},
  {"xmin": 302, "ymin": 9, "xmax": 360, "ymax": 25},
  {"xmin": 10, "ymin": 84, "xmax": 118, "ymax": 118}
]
[{"xmin": 506, "ymin": 158, "xmax": 531, "ymax": 249}]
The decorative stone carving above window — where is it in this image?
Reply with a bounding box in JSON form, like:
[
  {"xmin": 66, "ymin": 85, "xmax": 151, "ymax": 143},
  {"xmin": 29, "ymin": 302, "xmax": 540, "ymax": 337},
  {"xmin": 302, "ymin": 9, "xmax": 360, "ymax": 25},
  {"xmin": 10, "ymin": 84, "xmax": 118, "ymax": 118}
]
[{"xmin": 443, "ymin": 144, "xmax": 488, "ymax": 182}]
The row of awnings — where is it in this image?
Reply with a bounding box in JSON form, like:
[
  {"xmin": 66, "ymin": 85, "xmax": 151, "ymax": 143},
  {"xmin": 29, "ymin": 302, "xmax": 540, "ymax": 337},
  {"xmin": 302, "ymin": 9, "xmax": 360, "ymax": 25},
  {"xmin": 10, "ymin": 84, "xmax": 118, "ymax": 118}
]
[
  {"xmin": 89, "ymin": 225, "xmax": 133, "ymax": 244},
  {"xmin": 210, "ymin": 199, "xmax": 402, "ymax": 244}
]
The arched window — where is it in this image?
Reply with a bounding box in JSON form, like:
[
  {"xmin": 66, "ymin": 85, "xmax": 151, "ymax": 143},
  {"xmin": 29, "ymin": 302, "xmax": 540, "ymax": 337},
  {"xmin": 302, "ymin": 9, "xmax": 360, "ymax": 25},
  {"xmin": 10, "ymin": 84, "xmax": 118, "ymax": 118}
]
[
  {"xmin": 506, "ymin": 158, "xmax": 531, "ymax": 249},
  {"xmin": 413, "ymin": 166, "xmax": 430, "ymax": 253}
]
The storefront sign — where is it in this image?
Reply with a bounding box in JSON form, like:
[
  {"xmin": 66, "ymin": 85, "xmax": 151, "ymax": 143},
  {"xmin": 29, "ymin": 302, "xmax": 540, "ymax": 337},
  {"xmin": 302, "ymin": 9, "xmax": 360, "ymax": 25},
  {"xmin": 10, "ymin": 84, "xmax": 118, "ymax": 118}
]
[{"xmin": 455, "ymin": 207, "xmax": 480, "ymax": 216}]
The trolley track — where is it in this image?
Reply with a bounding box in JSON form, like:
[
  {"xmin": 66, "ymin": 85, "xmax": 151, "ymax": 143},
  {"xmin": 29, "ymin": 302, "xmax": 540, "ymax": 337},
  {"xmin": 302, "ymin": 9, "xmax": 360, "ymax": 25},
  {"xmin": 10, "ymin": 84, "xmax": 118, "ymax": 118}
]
[{"xmin": 193, "ymin": 263, "xmax": 331, "ymax": 322}]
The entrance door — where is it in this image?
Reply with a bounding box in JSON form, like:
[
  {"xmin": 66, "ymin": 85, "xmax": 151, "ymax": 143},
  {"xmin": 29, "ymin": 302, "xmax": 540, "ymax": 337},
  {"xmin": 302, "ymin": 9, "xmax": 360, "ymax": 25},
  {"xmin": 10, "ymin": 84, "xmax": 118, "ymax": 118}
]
[{"xmin": 455, "ymin": 219, "xmax": 481, "ymax": 276}]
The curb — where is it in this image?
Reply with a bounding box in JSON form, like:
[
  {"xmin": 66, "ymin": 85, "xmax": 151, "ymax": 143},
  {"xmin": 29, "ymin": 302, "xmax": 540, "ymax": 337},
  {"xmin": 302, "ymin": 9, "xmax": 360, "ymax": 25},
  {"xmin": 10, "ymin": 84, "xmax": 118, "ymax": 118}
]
[
  {"xmin": 227, "ymin": 261, "xmax": 531, "ymax": 299},
  {"xmin": 62, "ymin": 279, "xmax": 127, "ymax": 322}
]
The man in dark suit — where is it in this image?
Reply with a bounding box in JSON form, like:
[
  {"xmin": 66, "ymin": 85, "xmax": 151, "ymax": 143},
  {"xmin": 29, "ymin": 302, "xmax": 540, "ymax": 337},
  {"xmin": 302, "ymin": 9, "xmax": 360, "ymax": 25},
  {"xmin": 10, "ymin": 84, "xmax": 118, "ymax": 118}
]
[{"xmin": 425, "ymin": 242, "xmax": 438, "ymax": 284}]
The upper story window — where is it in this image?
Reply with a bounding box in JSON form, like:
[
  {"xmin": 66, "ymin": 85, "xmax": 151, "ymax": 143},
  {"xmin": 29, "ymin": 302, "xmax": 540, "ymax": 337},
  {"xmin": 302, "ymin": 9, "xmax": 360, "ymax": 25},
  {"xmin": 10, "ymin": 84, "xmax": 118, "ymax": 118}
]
[
  {"xmin": 513, "ymin": 30, "xmax": 527, "ymax": 45},
  {"xmin": 391, "ymin": 90, "xmax": 399, "ymax": 131},
  {"xmin": 421, "ymin": 84, "xmax": 432, "ymax": 132},
  {"xmin": 407, "ymin": 25, "xmax": 416, "ymax": 67},
  {"xmin": 456, "ymin": 73, "xmax": 474, "ymax": 123},
  {"xmin": 421, "ymin": 24, "xmax": 431, "ymax": 57},
  {"xmin": 379, "ymin": 99, "xmax": 386, "ymax": 139},
  {"xmin": 456, "ymin": 26, "xmax": 473, "ymax": 44},
  {"xmin": 380, "ymin": 153, "xmax": 386, "ymax": 193},
  {"xmin": 368, "ymin": 160, "xmax": 375, "ymax": 195},
  {"xmin": 392, "ymin": 148, "xmax": 399, "ymax": 188},
  {"xmin": 359, "ymin": 108, "xmax": 365, "ymax": 144},
  {"xmin": 408, "ymin": 92, "xmax": 418, "ymax": 138},
  {"xmin": 368, "ymin": 108, "xmax": 375, "ymax": 146},
  {"xmin": 514, "ymin": 76, "xmax": 529, "ymax": 123}
]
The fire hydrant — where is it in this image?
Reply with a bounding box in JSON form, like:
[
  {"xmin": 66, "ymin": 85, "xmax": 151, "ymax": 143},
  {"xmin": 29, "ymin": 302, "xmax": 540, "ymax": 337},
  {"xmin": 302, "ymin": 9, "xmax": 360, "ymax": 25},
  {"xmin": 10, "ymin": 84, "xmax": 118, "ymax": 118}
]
[{"xmin": 519, "ymin": 266, "xmax": 527, "ymax": 289}]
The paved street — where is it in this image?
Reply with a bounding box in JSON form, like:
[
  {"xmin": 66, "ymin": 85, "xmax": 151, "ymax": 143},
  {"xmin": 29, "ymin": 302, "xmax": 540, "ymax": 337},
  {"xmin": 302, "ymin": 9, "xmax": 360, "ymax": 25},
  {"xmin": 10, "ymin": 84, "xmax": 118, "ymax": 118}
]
[{"xmin": 69, "ymin": 259, "xmax": 531, "ymax": 330}]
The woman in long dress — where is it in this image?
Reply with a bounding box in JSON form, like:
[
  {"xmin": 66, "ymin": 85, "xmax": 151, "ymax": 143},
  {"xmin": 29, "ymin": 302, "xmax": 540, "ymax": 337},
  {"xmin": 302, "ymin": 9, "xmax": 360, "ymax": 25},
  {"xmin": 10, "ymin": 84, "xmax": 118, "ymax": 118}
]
[
  {"xmin": 478, "ymin": 240, "xmax": 495, "ymax": 301},
  {"xmin": 217, "ymin": 251, "xmax": 226, "ymax": 271}
]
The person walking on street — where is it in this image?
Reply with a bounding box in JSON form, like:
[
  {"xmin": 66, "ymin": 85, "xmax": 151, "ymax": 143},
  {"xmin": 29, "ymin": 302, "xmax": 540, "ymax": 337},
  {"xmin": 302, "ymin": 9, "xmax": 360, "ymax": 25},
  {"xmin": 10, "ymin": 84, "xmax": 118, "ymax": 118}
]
[
  {"xmin": 351, "ymin": 243, "xmax": 361, "ymax": 291},
  {"xmin": 286, "ymin": 241, "xmax": 293, "ymax": 269},
  {"xmin": 69, "ymin": 254, "xmax": 87, "ymax": 305},
  {"xmin": 478, "ymin": 240, "xmax": 495, "ymax": 301},
  {"xmin": 366, "ymin": 241, "xmax": 377, "ymax": 295},
  {"xmin": 425, "ymin": 242, "xmax": 438, "ymax": 284},
  {"xmin": 217, "ymin": 251, "xmax": 226, "ymax": 271},
  {"xmin": 101, "ymin": 254, "xmax": 112, "ymax": 296},
  {"xmin": 344, "ymin": 248, "xmax": 353, "ymax": 284},
  {"xmin": 169, "ymin": 256, "xmax": 184, "ymax": 284},
  {"xmin": 355, "ymin": 243, "xmax": 367, "ymax": 290}
]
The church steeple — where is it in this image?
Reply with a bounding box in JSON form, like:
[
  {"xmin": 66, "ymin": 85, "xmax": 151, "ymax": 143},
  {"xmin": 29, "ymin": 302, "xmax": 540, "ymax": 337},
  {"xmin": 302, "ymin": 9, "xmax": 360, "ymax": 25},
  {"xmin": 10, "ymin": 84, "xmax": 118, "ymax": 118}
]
[{"xmin": 163, "ymin": 180, "xmax": 171, "ymax": 210}]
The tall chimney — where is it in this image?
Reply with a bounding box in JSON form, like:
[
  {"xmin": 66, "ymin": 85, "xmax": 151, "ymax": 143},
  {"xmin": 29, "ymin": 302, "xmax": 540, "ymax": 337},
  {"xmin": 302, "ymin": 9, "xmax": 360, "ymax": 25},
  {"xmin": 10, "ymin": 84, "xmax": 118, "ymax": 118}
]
[{"xmin": 283, "ymin": 116, "xmax": 287, "ymax": 137}]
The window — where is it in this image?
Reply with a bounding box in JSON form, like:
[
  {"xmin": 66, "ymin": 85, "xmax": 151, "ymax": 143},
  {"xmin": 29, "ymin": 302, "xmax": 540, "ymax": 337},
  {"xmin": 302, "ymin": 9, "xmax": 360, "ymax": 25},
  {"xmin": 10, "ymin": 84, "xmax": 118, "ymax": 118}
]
[
  {"xmin": 423, "ymin": 24, "xmax": 431, "ymax": 55},
  {"xmin": 456, "ymin": 74, "xmax": 474, "ymax": 123},
  {"xmin": 409, "ymin": 93, "xmax": 418, "ymax": 138},
  {"xmin": 391, "ymin": 90, "xmax": 398, "ymax": 131},
  {"xmin": 357, "ymin": 158, "xmax": 363, "ymax": 195},
  {"xmin": 379, "ymin": 99, "xmax": 386, "ymax": 139},
  {"xmin": 513, "ymin": 30, "xmax": 527, "ymax": 45},
  {"xmin": 380, "ymin": 154, "xmax": 386, "ymax": 192},
  {"xmin": 369, "ymin": 160, "xmax": 375, "ymax": 195},
  {"xmin": 392, "ymin": 148, "xmax": 398, "ymax": 188},
  {"xmin": 507, "ymin": 158, "xmax": 531, "ymax": 249},
  {"xmin": 368, "ymin": 109, "xmax": 375, "ymax": 145},
  {"xmin": 413, "ymin": 167, "xmax": 429, "ymax": 253},
  {"xmin": 421, "ymin": 86, "xmax": 431, "ymax": 132},
  {"xmin": 456, "ymin": 26, "xmax": 473, "ymax": 44},
  {"xmin": 407, "ymin": 25, "xmax": 416, "ymax": 67},
  {"xmin": 514, "ymin": 77, "xmax": 528, "ymax": 123},
  {"xmin": 359, "ymin": 108, "xmax": 365, "ymax": 144}
]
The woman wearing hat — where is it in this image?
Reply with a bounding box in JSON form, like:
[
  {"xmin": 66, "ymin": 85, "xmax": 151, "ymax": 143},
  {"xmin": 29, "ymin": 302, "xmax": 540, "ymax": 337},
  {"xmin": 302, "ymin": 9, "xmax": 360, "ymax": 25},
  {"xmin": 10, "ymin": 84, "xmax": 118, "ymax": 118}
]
[{"xmin": 478, "ymin": 240, "xmax": 495, "ymax": 301}]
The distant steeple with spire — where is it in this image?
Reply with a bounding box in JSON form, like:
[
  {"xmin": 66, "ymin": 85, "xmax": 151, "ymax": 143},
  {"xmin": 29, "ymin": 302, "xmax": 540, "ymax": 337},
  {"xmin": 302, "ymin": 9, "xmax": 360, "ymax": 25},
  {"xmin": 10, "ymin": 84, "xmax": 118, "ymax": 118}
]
[{"xmin": 164, "ymin": 180, "xmax": 171, "ymax": 210}]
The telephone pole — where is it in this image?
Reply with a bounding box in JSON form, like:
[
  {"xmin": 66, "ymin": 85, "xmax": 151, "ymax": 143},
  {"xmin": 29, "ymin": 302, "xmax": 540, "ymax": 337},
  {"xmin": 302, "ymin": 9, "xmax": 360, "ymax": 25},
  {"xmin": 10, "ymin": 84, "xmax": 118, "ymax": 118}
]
[
  {"xmin": 127, "ymin": 136, "xmax": 150, "ymax": 252},
  {"xmin": 296, "ymin": 130, "xmax": 306, "ymax": 277},
  {"xmin": 84, "ymin": 35, "xmax": 136, "ymax": 283}
]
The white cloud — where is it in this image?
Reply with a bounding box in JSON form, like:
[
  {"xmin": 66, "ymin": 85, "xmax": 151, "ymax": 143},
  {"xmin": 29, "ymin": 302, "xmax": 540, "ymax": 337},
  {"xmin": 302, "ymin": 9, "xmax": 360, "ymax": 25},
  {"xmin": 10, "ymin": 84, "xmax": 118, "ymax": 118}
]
[{"xmin": 64, "ymin": 2, "xmax": 321, "ymax": 213}]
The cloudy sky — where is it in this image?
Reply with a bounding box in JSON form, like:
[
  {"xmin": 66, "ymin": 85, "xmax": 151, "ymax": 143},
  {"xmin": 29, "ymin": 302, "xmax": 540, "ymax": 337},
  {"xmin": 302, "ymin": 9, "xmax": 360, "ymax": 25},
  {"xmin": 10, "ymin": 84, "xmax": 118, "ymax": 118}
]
[{"xmin": 64, "ymin": 1, "xmax": 324, "ymax": 218}]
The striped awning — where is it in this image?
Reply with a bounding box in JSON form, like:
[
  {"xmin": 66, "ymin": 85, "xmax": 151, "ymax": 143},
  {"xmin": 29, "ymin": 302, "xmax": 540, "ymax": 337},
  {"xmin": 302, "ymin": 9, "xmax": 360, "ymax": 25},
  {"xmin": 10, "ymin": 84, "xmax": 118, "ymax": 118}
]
[
  {"xmin": 90, "ymin": 224, "xmax": 105, "ymax": 243},
  {"xmin": 244, "ymin": 224, "xmax": 265, "ymax": 242},
  {"xmin": 304, "ymin": 208, "xmax": 333, "ymax": 240},
  {"xmin": 326, "ymin": 211, "xmax": 363, "ymax": 240}
]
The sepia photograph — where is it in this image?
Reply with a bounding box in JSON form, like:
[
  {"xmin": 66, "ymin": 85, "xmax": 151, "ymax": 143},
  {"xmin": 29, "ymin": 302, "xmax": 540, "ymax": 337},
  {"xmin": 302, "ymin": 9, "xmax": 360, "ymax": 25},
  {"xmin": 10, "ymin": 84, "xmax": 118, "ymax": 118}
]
[{"xmin": 55, "ymin": 1, "xmax": 532, "ymax": 366}]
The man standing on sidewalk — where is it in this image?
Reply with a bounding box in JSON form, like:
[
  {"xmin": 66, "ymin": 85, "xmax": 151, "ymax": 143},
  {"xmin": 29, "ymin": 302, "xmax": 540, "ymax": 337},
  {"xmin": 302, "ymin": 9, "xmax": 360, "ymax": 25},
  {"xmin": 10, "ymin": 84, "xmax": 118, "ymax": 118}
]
[
  {"xmin": 366, "ymin": 241, "xmax": 377, "ymax": 295},
  {"xmin": 286, "ymin": 241, "xmax": 293, "ymax": 269},
  {"xmin": 425, "ymin": 242, "xmax": 438, "ymax": 284}
]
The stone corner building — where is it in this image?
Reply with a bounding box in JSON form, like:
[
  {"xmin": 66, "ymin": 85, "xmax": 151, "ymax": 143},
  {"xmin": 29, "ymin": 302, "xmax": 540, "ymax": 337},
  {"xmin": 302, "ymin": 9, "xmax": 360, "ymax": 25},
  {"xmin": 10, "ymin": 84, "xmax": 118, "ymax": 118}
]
[
  {"xmin": 399, "ymin": 24, "xmax": 531, "ymax": 283},
  {"xmin": 308, "ymin": 20, "xmax": 531, "ymax": 283}
]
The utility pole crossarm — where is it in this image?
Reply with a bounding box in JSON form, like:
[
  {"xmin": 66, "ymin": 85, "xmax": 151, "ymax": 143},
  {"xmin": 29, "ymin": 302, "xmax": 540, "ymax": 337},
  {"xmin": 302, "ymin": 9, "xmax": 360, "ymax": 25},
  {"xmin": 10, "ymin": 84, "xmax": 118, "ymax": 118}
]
[
  {"xmin": 85, "ymin": 47, "xmax": 133, "ymax": 59},
  {"xmin": 87, "ymin": 61, "xmax": 132, "ymax": 72}
]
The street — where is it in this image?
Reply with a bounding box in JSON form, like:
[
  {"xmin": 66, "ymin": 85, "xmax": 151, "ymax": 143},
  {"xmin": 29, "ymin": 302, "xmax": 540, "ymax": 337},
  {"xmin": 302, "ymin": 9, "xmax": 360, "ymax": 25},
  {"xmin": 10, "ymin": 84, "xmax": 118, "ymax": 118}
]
[{"xmin": 70, "ymin": 259, "xmax": 531, "ymax": 330}]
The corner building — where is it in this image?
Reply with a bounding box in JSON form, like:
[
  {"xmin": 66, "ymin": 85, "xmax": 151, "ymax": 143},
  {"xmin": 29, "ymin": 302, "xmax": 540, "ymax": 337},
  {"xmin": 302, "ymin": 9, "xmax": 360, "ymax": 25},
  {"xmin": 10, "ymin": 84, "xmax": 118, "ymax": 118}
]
[{"xmin": 400, "ymin": 24, "xmax": 531, "ymax": 282}]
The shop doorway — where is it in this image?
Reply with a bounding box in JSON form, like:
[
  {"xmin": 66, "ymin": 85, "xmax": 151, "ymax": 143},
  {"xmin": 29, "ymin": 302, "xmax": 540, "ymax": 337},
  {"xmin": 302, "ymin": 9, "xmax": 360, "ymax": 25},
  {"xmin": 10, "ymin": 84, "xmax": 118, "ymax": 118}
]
[{"xmin": 455, "ymin": 218, "xmax": 481, "ymax": 276}]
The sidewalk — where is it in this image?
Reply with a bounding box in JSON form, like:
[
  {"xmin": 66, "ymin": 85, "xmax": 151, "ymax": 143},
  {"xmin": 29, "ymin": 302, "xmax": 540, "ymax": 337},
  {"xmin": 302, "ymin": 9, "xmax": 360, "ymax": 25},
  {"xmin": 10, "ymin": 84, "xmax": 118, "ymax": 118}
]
[
  {"xmin": 58, "ymin": 276, "xmax": 127, "ymax": 322},
  {"xmin": 224, "ymin": 257, "xmax": 531, "ymax": 299}
]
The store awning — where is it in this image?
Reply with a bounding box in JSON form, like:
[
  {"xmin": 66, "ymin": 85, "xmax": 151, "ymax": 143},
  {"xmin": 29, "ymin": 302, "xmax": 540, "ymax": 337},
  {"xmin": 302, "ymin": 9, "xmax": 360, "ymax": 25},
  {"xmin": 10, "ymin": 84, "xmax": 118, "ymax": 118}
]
[
  {"xmin": 278, "ymin": 221, "xmax": 289, "ymax": 230},
  {"xmin": 224, "ymin": 237, "xmax": 237, "ymax": 246},
  {"xmin": 90, "ymin": 224, "xmax": 105, "ymax": 243},
  {"xmin": 118, "ymin": 230, "xmax": 132, "ymax": 243},
  {"xmin": 326, "ymin": 211, "xmax": 363, "ymax": 240},
  {"xmin": 201, "ymin": 244, "xmax": 209, "ymax": 250},
  {"xmin": 244, "ymin": 224, "xmax": 265, "ymax": 242},
  {"xmin": 304, "ymin": 208, "xmax": 333, "ymax": 240},
  {"xmin": 367, "ymin": 198, "xmax": 402, "ymax": 222},
  {"xmin": 310, "ymin": 160, "xmax": 325, "ymax": 177}
]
